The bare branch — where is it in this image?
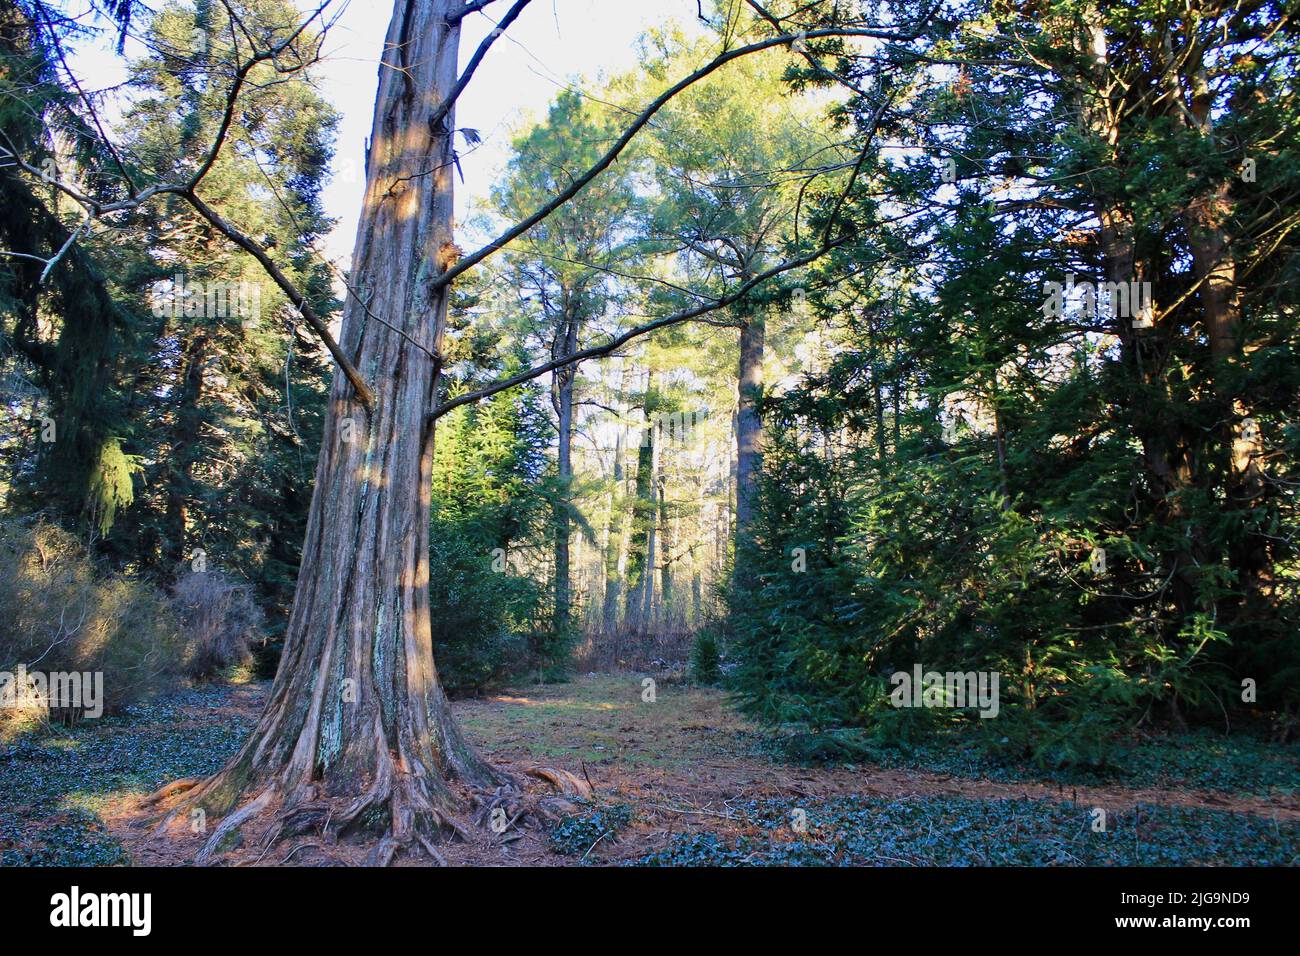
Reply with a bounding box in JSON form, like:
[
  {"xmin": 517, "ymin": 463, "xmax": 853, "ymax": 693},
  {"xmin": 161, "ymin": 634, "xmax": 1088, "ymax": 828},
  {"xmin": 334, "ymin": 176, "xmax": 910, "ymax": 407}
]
[
  {"xmin": 430, "ymin": 231, "xmax": 856, "ymax": 422},
  {"xmin": 0, "ymin": 3, "xmax": 374, "ymax": 408},
  {"xmin": 451, "ymin": 0, "xmax": 503, "ymax": 23},
  {"xmin": 435, "ymin": 19, "xmax": 930, "ymax": 290},
  {"xmin": 430, "ymin": 20, "xmax": 912, "ymax": 422},
  {"xmin": 428, "ymin": 0, "xmax": 532, "ymax": 133},
  {"xmin": 188, "ymin": 3, "xmax": 332, "ymax": 191},
  {"xmin": 40, "ymin": 212, "xmax": 92, "ymax": 284},
  {"xmin": 0, "ymin": 211, "xmax": 92, "ymax": 284},
  {"xmin": 182, "ymin": 190, "xmax": 376, "ymax": 411},
  {"xmin": 0, "ymin": 135, "xmax": 186, "ymax": 213},
  {"xmin": 743, "ymin": 0, "xmax": 872, "ymax": 99},
  {"xmin": 820, "ymin": 90, "xmax": 896, "ymax": 245}
]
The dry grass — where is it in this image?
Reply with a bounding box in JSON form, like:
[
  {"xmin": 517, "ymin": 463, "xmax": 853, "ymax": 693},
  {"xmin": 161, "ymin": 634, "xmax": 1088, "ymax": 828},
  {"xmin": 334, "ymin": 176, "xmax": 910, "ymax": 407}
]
[{"xmin": 456, "ymin": 672, "xmax": 752, "ymax": 770}]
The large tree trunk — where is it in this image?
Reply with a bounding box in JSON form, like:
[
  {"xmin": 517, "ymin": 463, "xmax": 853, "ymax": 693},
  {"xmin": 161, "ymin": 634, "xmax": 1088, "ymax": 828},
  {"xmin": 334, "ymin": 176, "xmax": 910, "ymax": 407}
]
[
  {"xmin": 161, "ymin": 0, "xmax": 502, "ymax": 865},
  {"xmin": 1076, "ymin": 8, "xmax": 1266, "ymax": 637}
]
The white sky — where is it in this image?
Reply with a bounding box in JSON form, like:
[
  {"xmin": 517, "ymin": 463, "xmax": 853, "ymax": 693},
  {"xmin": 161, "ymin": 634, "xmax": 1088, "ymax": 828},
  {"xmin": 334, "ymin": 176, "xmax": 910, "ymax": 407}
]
[{"xmin": 67, "ymin": 0, "xmax": 706, "ymax": 264}]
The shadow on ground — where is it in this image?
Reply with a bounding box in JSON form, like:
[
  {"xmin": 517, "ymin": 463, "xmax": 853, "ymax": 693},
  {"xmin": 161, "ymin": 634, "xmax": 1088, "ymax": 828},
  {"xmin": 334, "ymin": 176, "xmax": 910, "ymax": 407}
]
[{"xmin": 2, "ymin": 674, "xmax": 1297, "ymax": 865}]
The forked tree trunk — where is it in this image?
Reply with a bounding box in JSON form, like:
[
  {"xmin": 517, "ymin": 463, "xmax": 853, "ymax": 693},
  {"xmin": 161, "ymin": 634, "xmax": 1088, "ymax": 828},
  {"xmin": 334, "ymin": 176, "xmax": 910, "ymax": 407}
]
[{"xmin": 161, "ymin": 0, "xmax": 503, "ymax": 864}]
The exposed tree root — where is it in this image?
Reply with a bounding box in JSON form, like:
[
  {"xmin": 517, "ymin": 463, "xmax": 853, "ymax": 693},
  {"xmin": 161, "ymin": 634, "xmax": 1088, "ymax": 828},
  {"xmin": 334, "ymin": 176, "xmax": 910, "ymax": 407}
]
[
  {"xmin": 526, "ymin": 766, "xmax": 594, "ymax": 799},
  {"xmin": 195, "ymin": 788, "xmax": 274, "ymax": 865},
  {"xmin": 142, "ymin": 758, "xmax": 592, "ymax": 866},
  {"xmin": 469, "ymin": 765, "xmax": 595, "ymax": 843},
  {"xmin": 139, "ymin": 778, "xmax": 203, "ymax": 806}
]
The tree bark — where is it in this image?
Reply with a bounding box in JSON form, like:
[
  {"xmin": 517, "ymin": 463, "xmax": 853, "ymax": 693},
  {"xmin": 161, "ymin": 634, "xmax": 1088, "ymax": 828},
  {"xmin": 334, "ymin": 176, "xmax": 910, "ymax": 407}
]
[
  {"xmin": 161, "ymin": 0, "xmax": 502, "ymax": 865},
  {"xmin": 1078, "ymin": 10, "xmax": 1202, "ymax": 617}
]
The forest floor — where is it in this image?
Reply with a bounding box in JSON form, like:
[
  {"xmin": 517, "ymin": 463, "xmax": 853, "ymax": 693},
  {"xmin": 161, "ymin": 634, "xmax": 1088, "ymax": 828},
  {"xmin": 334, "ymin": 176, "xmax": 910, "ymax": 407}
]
[{"xmin": 2, "ymin": 673, "xmax": 1298, "ymax": 866}]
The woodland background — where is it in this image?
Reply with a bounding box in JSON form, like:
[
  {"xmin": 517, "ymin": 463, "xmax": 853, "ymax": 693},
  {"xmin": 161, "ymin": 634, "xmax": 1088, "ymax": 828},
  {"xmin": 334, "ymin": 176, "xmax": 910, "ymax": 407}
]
[{"xmin": 1, "ymin": 0, "xmax": 1297, "ymax": 788}]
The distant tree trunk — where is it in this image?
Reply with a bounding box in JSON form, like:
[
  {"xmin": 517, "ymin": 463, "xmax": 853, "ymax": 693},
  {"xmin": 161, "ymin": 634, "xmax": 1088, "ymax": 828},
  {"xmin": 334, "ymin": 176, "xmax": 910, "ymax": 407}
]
[
  {"xmin": 162, "ymin": 0, "xmax": 501, "ymax": 865},
  {"xmin": 639, "ymin": 418, "xmax": 660, "ymax": 628},
  {"xmin": 625, "ymin": 371, "xmax": 655, "ymax": 627},
  {"xmin": 733, "ymin": 297, "xmax": 764, "ymax": 570},
  {"xmin": 551, "ymin": 311, "xmax": 578, "ymax": 636},
  {"xmin": 1176, "ymin": 46, "xmax": 1272, "ymax": 625},
  {"xmin": 657, "ymin": 453, "xmax": 671, "ymax": 627},
  {"xmin": 163, "ymin": 333, "xmax": 207, "ymax": 571},
  {"xmin": 601, "ymin": 372, "xmax": 626, "ymax": 632}
]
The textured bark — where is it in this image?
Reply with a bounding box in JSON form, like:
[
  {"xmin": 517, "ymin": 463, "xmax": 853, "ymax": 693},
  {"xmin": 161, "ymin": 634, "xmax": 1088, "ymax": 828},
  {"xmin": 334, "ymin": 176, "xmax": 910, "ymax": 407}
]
[
  {"xmin": 1186, "ymin": 181, "xmax": 1241, "ymax": 363},
  {"xmin": 160, "ymin": 0, "xmax": 503, "ymax": 864},
  {"xmin": 1178, "ymin": 43, "xmax": 1243, "ymax": 366},
  {"xmin": 1077, "ymin": 7, "xmax": 1270, "ymax": 630}
]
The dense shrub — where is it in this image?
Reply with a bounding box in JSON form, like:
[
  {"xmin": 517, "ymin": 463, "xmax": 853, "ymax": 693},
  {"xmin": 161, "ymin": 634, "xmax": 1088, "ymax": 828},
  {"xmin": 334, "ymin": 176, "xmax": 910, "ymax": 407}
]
[
  {"xmin": 171, "ymin": 570, "xmax": 260, "ymax": 679},
  {"xmin": 690, "ymin": 626, "xmax": 722, "ymax": 685},
  {"xmin": 428, "ymin": 389, "xmax": 555, "ymax": 692},
  {"xmin": 0, "ymin": 520, "xmax": 184, "ymax": 722},
  {"xmin": 428, "ymin": 521, "xmax": 546, "ymax": 694},
  {"xmin": 726, "ymin": 376, "xmax": 1297, "ymax": 768}
]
